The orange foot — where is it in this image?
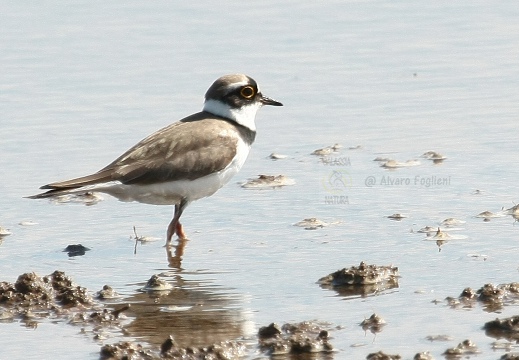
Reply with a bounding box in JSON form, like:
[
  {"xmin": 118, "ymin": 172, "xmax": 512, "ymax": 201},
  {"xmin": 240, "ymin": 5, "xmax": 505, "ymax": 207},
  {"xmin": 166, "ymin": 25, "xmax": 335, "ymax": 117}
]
[{"xmin": 175, "ymin": 222, "xmax": 187, "ymax": 240}]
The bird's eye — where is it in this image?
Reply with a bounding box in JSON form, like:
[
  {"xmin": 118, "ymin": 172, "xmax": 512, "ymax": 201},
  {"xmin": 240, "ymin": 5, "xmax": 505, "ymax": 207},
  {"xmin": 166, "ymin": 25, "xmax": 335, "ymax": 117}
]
[{"xmin": 240, "ymin": 86, "xmax": 255, "ymax": 99}]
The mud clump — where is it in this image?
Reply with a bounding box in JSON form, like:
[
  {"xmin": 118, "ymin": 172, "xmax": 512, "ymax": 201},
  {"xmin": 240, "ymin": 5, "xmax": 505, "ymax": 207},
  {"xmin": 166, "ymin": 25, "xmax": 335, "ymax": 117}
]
[
  {"xmin": 100, "ymin": 339, "xmax": 246, "ymax": 360},
  {"xmin": 70, "ymin": 304, "xmax": 130, "ymax": 327},
  {"xmin": 258, "ymin": 321, "xmax": 333, "ymax": 356},
  {"xmin": 63, "ymin": 244, "xmax": 91, "ymax": 257},
  {"xmin": 241, "ymin": 174, "xmax": 295, "ymax": 189},
  {"xmin": 0, "ymin": 271, "xmax": 92, "ymax": 310},
  {"xmin": 442, "ymin": 339, "xmax": 479, "ymax": 358},
  {"xmin": 142, "ymin": 274, "xmax": 173, "ymax": 291},
  {"xmin": 500, "ymin": 354, "xmax": 519, "ymax": 360},
  {"xmin": 484, "ymin": 315, "xmax": 519, "ymax": 341},
  {"xmin": 312, "ymin": 143, "xmax": 342, "ymax": 156},
  {"xmin": 96, "ymin": 285, "xmax": 120, "ymax": 300},
  {"xmin": 319, "ymin": 262, "xmax": 399, "ymax": 286},
  {"xmin": 366, "ymin": 350, "xmax": 401, "ymax": 359},
  {"xmin": 0, "ymin": 271, "xmax": 127, "ymax": 336},
  {"xmin": 0, "ymin": 226, "xmax": 12, "ymax": 237},
  {"xmin": 293, "ymin": 217, "xmax": 340, "ymax": 230},
  {"xmin": 387, "ymin": 213, "xmax": 407, "ymax": 220},
  {"xmin": 414, "ymin": 351, "xmax": 434, "ymax": 360},
  {"xmin": 100, "ymin": 342, "xmax": 152, "ymax": 360},
  {"xmin": 160, "ymin": 340, "xmax": 246, "ymax": 360},
  {"xmin": 361, "ymin": 313, "xmax": 386, "ymax": 334},
  {"xmin": 318, "ymin": 262, "xmax": 399, "ymax": 297},
  {"xmin": 51, "ymin": 191, "xmax": 103, "ymax": 205},
  {"xmin": 446, "ymin": 282, "xmax": 519, "ymax": 311},
  {"xmin": 421, "ymin": 151, "xmax": 446, "ymax": 162}
]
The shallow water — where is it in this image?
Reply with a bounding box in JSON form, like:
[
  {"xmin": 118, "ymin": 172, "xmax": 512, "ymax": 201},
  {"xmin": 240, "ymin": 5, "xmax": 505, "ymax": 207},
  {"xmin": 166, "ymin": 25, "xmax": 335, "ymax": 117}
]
[{"xmin": 2, "ymin": 1, "xmax": 519, "ymax": 359}]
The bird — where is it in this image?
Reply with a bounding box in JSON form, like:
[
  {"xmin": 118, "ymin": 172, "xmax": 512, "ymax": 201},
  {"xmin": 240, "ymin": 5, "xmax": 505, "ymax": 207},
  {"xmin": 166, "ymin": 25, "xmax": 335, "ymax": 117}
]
[{"xmin": 29, "ymin": 74, "xmax": 283, "ymax": 246}]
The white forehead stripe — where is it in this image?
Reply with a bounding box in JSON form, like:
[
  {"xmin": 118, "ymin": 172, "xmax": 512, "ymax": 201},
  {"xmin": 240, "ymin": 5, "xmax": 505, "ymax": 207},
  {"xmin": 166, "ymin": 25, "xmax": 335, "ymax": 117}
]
[
  {"xmin": 210, "ymin": 80, "xmax": 260, "ymax": 98},
  {"xmin": 216, "ymin": 81, "xmax": 250, "ymax": 96},
  {"xmin": 226, "ymin": 82, "xmax": 261, "ymax": 93}
]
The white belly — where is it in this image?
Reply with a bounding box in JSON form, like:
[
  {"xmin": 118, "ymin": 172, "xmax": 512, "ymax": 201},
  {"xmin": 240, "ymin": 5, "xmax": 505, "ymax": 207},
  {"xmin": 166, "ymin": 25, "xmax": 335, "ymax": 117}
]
[{"xmin": 89, "ymin": 141, "xmax": 251, "ymax": 205}]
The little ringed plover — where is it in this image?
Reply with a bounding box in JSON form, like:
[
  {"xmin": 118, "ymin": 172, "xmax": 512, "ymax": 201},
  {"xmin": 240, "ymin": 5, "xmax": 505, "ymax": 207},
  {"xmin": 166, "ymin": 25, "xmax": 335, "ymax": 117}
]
[{"xmin": 29, "ymin": 74, "xmax": 283, "ymax": 245}]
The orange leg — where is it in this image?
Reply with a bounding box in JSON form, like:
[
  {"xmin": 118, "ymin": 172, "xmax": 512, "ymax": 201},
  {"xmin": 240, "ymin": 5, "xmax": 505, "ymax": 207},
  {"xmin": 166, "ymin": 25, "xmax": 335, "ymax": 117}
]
[
  {"xmin": 175, "ymin": 222, "xmax": 187, "ymax": 240},
  {"xmin": 165, "ymin": 198, "xmax": 188, "ymax": 246},
  {"xmin": 166, "ymin": 219, "xmax": 176, "ymax": 245}
]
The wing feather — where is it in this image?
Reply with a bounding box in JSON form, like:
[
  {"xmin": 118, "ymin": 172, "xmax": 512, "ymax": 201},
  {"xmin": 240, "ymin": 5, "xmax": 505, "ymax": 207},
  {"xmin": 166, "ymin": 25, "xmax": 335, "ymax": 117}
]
[
  {"xmin": 105, "ymin": 115, "xmax": 239, "ymax": 184},
  {"xmin": 28, "ymin": 113, "xmax": 243, "ymax": 198}
]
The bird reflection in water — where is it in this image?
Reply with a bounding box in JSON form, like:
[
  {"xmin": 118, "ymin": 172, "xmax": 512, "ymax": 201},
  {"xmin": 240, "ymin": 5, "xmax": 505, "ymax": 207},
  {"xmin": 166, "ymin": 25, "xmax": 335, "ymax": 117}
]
[
  {"xmin": 130, "ymin": 227, "xmax": 186, "ymax": 269},
  {"xmin": 166, "ymin": 237, "xmax": 188, "ymax": 269},
  {"xmin": 120, "ymin": 271, "xmax": 252, "ymax": 349}
]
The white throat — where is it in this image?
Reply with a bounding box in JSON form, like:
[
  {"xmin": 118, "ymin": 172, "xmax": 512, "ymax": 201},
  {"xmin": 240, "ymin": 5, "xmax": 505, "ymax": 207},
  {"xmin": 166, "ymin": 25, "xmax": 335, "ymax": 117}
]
[{"xmin": 203, "ymin": 99, "xmax": 260, "ymax": 132}]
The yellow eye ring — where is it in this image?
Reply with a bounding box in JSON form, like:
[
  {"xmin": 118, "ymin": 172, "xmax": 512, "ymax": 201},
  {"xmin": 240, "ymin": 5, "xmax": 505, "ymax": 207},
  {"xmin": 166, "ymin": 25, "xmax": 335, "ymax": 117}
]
[{"xmin": 240, "ymin": 86, "xmax": 255, "ymax": 99}]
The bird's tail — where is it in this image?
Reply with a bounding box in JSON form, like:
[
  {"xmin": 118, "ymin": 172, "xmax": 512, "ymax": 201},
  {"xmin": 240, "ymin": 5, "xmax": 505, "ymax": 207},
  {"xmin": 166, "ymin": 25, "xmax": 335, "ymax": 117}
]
[
  {"xmin": 26, "ymin": 187, "xmax": 82, "ymax": 199},
  {"xmin": 27, "ymin": 169, "xmax": 113, "ymax": 199}
]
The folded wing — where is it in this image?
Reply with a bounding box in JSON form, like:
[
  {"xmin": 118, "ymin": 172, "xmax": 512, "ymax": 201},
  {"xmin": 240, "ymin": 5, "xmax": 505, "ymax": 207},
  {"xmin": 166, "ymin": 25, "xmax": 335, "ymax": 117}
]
[{"xmin": 29, "ymin": 114, "xmax": 240, "ymax": 199}]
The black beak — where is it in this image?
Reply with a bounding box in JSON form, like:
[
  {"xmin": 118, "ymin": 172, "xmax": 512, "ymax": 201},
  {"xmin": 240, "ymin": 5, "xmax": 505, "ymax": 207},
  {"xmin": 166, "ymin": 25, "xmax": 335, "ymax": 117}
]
[{"xmin": 260, "ymin": 94, "xmax": 283, "ymax": 106}]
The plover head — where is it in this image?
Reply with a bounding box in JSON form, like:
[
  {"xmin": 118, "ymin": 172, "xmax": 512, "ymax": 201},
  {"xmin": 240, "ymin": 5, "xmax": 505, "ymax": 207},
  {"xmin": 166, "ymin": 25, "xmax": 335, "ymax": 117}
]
[{"xmin": 203, "ymin": 74, "xmax": 283, "ymax": 131}]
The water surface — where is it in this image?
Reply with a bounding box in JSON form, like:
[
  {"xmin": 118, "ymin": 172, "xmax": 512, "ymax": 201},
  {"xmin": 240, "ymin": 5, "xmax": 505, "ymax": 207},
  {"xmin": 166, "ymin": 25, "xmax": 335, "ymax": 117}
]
[{"xmin": 1, "ymin": 1, "xmax": 519, "ymax": 359}]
